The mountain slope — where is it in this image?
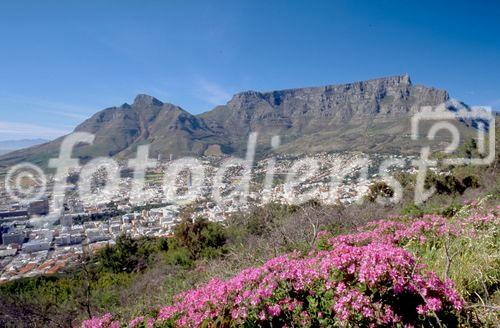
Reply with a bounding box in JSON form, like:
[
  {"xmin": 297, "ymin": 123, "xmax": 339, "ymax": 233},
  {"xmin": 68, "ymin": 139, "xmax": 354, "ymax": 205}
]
[
  {"xmin": 0, "ymin": 95, "xmax": 224, "ymax": 168},
  {"xmin": 0, "ymin": 75, "xmax": 475, "ymax": 169},
  {"xmin": 71, "ymin": 94, "xmax": 223, "ymax": 159},
  {"xmin": 0, "ymin": 139, "xmax": 48, "ymax": 155}
]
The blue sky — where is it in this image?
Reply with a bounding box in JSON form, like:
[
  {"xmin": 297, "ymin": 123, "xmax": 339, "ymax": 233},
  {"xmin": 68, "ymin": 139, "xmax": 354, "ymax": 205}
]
[{"xmin": 0, "ymin": 0, "xmax": 499, "ymax": 141}]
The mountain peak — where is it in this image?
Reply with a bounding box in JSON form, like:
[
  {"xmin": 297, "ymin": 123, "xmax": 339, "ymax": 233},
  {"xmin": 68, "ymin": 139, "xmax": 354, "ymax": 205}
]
[
  {"xmin": 133, "ymin": 94, "xmax": 163, "ymax": 107},
  {"xmin": 387, "ymin": 73, "xmax": 411, "ymax": 85},
  {"xmin": 353, "ymin": 74, "xmax": 411, "ymax": 86},
  {"xmin": 402, "ymin": 73, "xmax": 411, "ymax": 84}
]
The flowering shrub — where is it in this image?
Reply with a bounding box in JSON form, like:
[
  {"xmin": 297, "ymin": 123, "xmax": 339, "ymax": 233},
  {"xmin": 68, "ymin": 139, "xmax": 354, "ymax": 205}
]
[
  {"xmin": 151, "ymin": 243, "xmax": 463, "ymax": 327},
  {"xmin": 82, "ymin": 207, "xmax": 498, "ymax": 327},
  {"xmin": 82, "ymin": 313, "xmax": 119, "ymax": 328},
  {"xmin": 321, "ymin": 211, "xmax": 498, "ymax": 249}
]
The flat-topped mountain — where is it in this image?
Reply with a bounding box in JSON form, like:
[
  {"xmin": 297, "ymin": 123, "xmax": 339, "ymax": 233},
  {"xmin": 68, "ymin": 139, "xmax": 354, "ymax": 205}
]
[
  {"xmin": 0, "ymin": 75, "xmax": 473, "ymax": 168},
  {"xmin": 200, "ymin": 74, "xmax": 452, "ymax": 153}
]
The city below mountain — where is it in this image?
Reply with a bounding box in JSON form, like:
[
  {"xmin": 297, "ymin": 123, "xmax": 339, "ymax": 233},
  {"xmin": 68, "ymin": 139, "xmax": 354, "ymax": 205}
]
[{"xmin": 0, "ymin": 75, "xmax": 475, "ymax": 168}]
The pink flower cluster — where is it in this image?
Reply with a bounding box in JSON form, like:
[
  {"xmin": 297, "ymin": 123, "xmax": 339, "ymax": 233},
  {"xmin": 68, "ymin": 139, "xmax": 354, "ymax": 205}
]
[
  {"xmin": 82, "ymin": 313, "xmax": 119, "ymax": 328},
  {"xmin": 150, "ymin": 242, "xmax": 463, "ymax": 327},
  {"xmin": 84, "ymin": 314, "xmax": 154, "ymax": 328},
  {"xmin": 326, "ymin": 211, "xmax": 498, "ymax": 249},
  {"xmin": 83, "ymin": 210, "xmax": 498, "ymax": 327}
]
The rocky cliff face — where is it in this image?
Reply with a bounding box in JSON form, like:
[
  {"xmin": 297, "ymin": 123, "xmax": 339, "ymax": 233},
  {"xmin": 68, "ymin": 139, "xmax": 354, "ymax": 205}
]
[
  {"xmin": 200, "ymin": 74, "xmax": 450, "ymax": 154},
  {"xmin": 0, "ymin": 75, "xmax": 460, "ymax": 168}
]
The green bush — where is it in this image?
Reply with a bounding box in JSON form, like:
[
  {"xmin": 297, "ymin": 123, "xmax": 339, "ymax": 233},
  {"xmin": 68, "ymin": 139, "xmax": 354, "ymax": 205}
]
[
  {"xmin": 364, "ymin": 181, "xmax": 394, "ymax": 202},
  {"xmin": 170, "ymin": 217, "xmax": 227, "ymax": 260}
]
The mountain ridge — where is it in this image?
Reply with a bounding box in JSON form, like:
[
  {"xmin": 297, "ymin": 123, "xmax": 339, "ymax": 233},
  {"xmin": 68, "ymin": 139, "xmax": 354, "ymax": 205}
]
[
  {"xmin": 0, "ymin": 75, "xmax": 472, "ymax": 169},
  {"xmin": 0, "ymin": 139, "xmax": 49, "ymax": 156}
]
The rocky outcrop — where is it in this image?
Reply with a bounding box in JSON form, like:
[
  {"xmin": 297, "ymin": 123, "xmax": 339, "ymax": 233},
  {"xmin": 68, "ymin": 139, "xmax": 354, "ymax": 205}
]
[{"xmin": 200, "ymin": 74, "xmax": 450, "ymax": 154}]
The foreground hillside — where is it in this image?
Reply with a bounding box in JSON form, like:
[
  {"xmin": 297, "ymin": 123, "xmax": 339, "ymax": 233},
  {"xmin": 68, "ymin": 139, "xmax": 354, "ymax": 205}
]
[
  {"xmin": 1, "ymin": 192, "xmax": 498, "ymax": 327},
  {"xmin": 82, "ymin": 134, "xmax": 499, "ymax": 327},
  {"xmin": 83, "ymin": 198, "xmax": 499, "ymax": 327}
]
